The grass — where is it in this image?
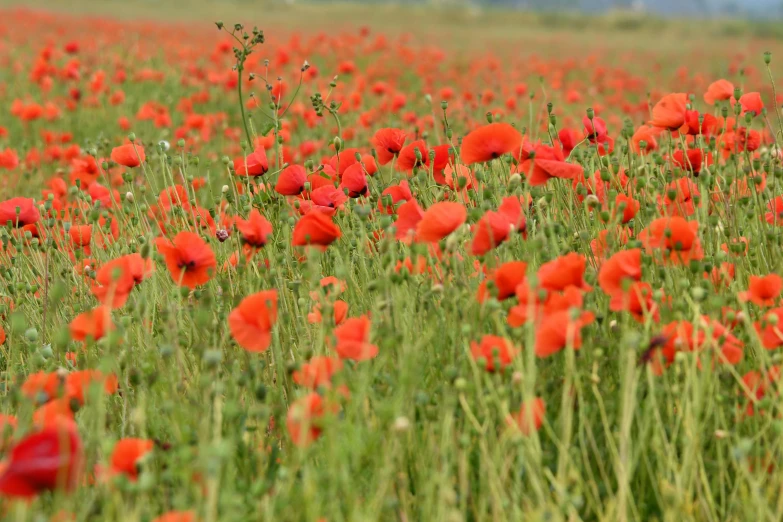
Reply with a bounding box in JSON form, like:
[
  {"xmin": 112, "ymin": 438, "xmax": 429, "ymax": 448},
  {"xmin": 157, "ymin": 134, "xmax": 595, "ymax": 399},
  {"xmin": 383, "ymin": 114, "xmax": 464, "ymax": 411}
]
[{"xmin": 0, "ymin": 1, "xmax": 782, "ymax": 521}]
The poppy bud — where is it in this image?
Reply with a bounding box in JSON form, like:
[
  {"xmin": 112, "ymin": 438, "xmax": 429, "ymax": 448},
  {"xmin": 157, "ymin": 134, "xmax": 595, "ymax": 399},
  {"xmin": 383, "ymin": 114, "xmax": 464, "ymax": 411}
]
[
  {"xmin": 764, "ymin": 51, "xmax": 772, "ymax": 65},
  {"xmin": 333, "ymin": 137, "xmax": 343, "ymax": 152},
  {"xmin": 486, "ymin": 112, "xmax": 493, "ymax": 124},
  {"xmin": 215, "ymin": 21, "xmax": 224, "ymax": 29},
  {"xmin": 586, "ymin": 108, "xmax": 594, "ymax": 120},
  {"xmin": 441, "ymin": 101, "xmax": 448, "ymax": 110}
]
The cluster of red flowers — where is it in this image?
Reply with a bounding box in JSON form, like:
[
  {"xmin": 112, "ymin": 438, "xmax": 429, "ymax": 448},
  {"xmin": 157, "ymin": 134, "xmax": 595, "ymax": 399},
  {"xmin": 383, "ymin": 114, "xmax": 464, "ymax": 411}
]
[{"xmin": 0, "ymin": 7, "xmax": 782, "ymax": 518}]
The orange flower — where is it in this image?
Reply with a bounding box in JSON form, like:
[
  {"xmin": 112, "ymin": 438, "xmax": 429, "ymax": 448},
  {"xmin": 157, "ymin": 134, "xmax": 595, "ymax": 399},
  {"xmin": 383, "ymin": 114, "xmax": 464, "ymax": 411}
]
[
  {"xmin": 508, "ymin": 397, "xmax": 545, "ymax": 435},
  {"xmin": 292, "ymin": 356, "xmax": 344, "ymax": 389},
  {"xmin": 235, "ymin": 209, "xmax": 273, "ymax": 249},
  {"xmin": 649, "ymin": 93, "xmax": 688, "ymax": 131},
  {"xmin": 109, "ymin": 438, "xmax": 154, "ymax": 481},
  {"xmin": 460, "ymin": 122, "xmax": 522, "ymax": 165},
  {"xmin": 110, "ymin": 143, "xmax": 145, "ymax": 168},
  {"xmin": 415, "ymin": 202, "xmax": 466, "ymax": 243},
  {"xmin": 70, "ymin": 306, "xmax": 114, "ymax": 342},
  {"xmin": 287, "ymin": 392, "xmax": 332, "ymax": 447},
  {"xmin": 155, "ymin": 232, "xmax": 216, "ymax": 288},
  {"xmin": 228, "ymin": 290, "xmax": 279, "ymax": 353},
  {"xmin": 333, "ymin": 315, "xmax": 378, "ymax": 361},
  {"xmin": 470, "ymin": 335, "xmax": 516, "ymax": 372},
  {"xmin": 535, "ymin": 310, "xmax": 595, "ymax": 358},
  {"xmin": 740, "ymin": 274, "xmax": 783, "ymax": 307},
  {"xmin": 292, "ymin": 212, "xmax": 341, "ymax": 247}
]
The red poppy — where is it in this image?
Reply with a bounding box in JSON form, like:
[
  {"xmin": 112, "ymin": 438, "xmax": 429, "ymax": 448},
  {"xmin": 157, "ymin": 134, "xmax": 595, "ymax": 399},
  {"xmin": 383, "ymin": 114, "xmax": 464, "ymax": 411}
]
[
  {"xmin": 109, "ymin": 438, "xmax": 154, "ymax": 481},
  {"xmin": 535, "ymin": 310, "xmax": 595, "ymax": 358},
  {"xmin": 598, "ymin": 248, "xmax": 642, "ymax": 297},
  {"xmin": 152, "ymin": 512, "xmax": 197, "ymax": 522},
  {"xmin": 287, "ymin": 392, "xmax": 331, "ymax": 447},
  {"xmin": 333, "ymin": 315, "xmax": 378, "ymax": 361},
  {"xmin": 275, "ymin": 165, "xmax": 307, "ymax": 196},
  {"xmin": 609, "ymin": 281, "xmax": 660, "ymax": 323},
  {"xmin": 704, "ymin": 79, "xmax": 733, "ymax": 105},
  {"xmin": 460, "ymin": 123, "xmax": 522, "ymax": 165},
  {"xmin": 394, "ymin": 199, "xmax": 424, "ymax": 242},
  {"xmin": 92, "ymin": 254, "xmax": 154, "ymax": 308},
  {"xmin": 672, "ymin": 148, "xmax": 706, "ymax": 174},
  {"xmin": 537, "ymin": 253, "xmax": 591, "ymax": 293},
  {"xmin": 470, "ymin": 335, "xmax": 516, "ymax": 372},
  {"xmin": 292, "ymin": 356, "xmax": 344, "ymax": 389},
  {"xmin": 307, "ymin": 300, "xmax": 349, "ymax": 325},
  {"xmin": 415, "ymin": 202, "xmax": 466, "ymax": 243},
  {"xmin": 372, "ymin": 127, "xmax": 407, "ymax": 165},
  {"xmin": 228, "ymin": 290, "xmax": 279, "ymax": 353},
  {"xmin": 0, "ymin": 420, "xmax": 83, "ymax": 498},
  {"xmin": 518, "ymin": 142, "xmax": 582, "ymax": 186},
  {"xmin": 508, "ymin": 397, "xmax": 545, "ymax": 436},
  {"xmin": 111, "ymin": 143, "xmax": 145, "ymax": 168},
  {"xmin": 396, "ymin": 140, "xmax": 429, "ymax": 172},
  {"xmin": 0, "ymin": 197, "xmax": 40, "ymax": 227},
  {"xmin": 235, "ymin": 209, "xmax": 273, "ymax": 249},
  {"xmin": 741, "ymin": 274, "xmax": 783, "ymax": 307},
  {"xmin": 639, "ymin": 217, "xmax": 703, "ymax": 264},
  {"xmin": 155, "ymin": 232, "xmax": 216, "ymax": 288},
  {"xmin": 65, "ymin": 370, "xmax": 118, "ymax": 405},
  {"xmin": 649, "ymin": 93, "xmax": 688, "ymax": 131},
  {"xmin": 739, "ymin": 92, "xmax": 764, "ymax": 116},
  {"xmin": 378, "ymin": 180, "xmax": 413, "ymax": 214},
  {"xmin": 292, "ymin": 212, "xmax": 341, "ymax": 247},
  {"xmin": 234, "ymin": 148, "xmax": 269, "ymax": 176},
  {"xmin": 471, "ymin": 211, "xmax": 512, "ymax": 256},
  {"xmin": 339, "ymin": 163, "xmax": 369, "ymax": 198},
  {"xmin": 70, "ymin": 306, "xmax": 114, "ymax": 342}
]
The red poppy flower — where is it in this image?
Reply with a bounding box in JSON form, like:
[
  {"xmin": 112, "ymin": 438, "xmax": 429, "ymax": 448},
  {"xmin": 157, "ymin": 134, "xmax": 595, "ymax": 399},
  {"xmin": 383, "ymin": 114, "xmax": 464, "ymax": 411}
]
[
  {"xmin": 235, "ymin": 209, "xmax": 273, "ymax": 249},
  {"xmin": 672, "ymin": 148, "xmax": 706, "ymax": 174},
  {"xmin": 109, "ymin": 438, "xmax": 154, "ymax": 481},
  {"xmin": 234, "ymin": 148, "xmax": 269, "ymax": 176},
  {"xmin": 639, "ymin": 217, "xmax": 703, "ymax": 264},
  {"xmin": 292, "ymin": 356, "xmax": 344, "ymax": 389},
  {"xmin": 518, "ymin": 142, "xmax": 582, "ymax": 186},
  {"xmin": 598, "ymin": 248, "xmax": 642, "ymax": 297},
  {"xmin": 111, "ymin": 143, "xmax": 145, "ymax": 168},
  {"xmin": 287, "ymin": 392, "xmax": 331, "ymax": 447},
  {"xmin": 396, "ymin": 140, "xmax": 429, "ymax": 172},
  {"xmin": 155, "ymin": 232, "xmax": 216, "ymax": 288},
  {"xmin": 372, "ymin": 127, "xmax": 407, "ymax": 165},
  {"xmin": 704, "ymin": 79, "xmax": 733, "ymax": 105},
  {"xmin": 649, "ymin": 93, "xmax": 688, "ymax": 131},
  {"xmin": 0, "ymin": 197, "xmax": 40, "ymax": 227},
  {"xmin": 470, "ymin": 335, "xmax": 516, "ymax": 372},
  {"xmin": 508, "ymin": 397, "xmax": 545, "ymax": 436},
  {"xmin": 70, "ymin": 306, "xmax": 114, "ymax": 342},
  {"xmin": 152, "ymin": 512, "xmax": 197, "ymax": 522},
  {"xmin": 275, "ymin": 165, "xmax": 306, "ymax": 196},
  {"xmin": 460, "ymin": 123, "xmax": 522, "ymax": 165},
  {"xmin": 415, "ymin": 202, "xmax": 466, "ymax": 243},
  {"xmin": 740, "ymin": 274, "xmax": 783, "ymax": 307},
  {"xmin": 228, "ymin": 290, "xmax": 278, "ymax": 353},
  {"xmin": 535, "ymin": 310, "xmax": 595, "ymax": 358},
  {"xmin": 292, "ymin": 212, "xmax": 341, "ymax": 247},
  {"xmin": 471, "ymin": 211, "xmax": 512, "ymax": 256},
  {"xmin": 378, "ymin": 180, "xmax": 412, "ymax": 214},
  {"xmin": 333, "ymin": 315, "xmax": 378, "ymax": 361},
  {"xmin": 537, "ymin": 253, "xmax": 591, "ymax": 293},
  {"xmin": 339, "ymin": 163, "xmax": 369, "ymax": 198},
  {"xmin": 0, "ymin": 420, "xmax": 83, "ymax": 498},
  {"xmin": 394, "ymin": 199, "xmax": 424, "ymax": 242},
  {"xmin": 65, "ymin": 370, "xmax": 118, "ymax": 405},
  {"xmin": 739, "ymin": 92, "xmax": 764, "ymax": 116}
]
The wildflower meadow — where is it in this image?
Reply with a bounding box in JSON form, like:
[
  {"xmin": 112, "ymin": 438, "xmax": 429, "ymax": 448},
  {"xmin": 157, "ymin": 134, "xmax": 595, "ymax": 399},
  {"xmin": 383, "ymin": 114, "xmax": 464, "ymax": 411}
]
[{"xmin": 2, "ymin": 2, "xmax": 783, "ymax": 521}]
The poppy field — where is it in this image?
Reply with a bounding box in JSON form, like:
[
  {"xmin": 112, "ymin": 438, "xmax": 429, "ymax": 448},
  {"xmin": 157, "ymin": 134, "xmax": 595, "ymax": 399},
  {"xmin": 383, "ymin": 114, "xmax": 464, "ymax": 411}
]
[{"xmin": 3, "ymin": 2, "xmax": 783, "ymax": 521}]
